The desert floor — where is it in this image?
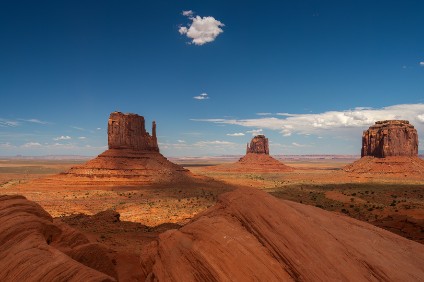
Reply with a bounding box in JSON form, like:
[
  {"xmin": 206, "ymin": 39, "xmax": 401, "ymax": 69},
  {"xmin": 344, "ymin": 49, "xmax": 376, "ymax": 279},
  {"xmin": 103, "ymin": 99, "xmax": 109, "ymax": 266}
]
[{"xmin": 0, "ymin": 157, "xmax": 423, "ymax": 274}]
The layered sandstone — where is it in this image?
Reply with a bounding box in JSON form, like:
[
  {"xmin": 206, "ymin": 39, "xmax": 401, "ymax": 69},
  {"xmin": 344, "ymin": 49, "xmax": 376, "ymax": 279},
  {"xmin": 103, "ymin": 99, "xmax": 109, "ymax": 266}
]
[
  {"xmin": 246, "ymin": 134, "xmax": 269, "ymax": 154},
  {"xmin": 0, "ymin": 195, "xmax": 116, "ymax": 281},
  {"xmin": 36, "ymin": 112, "xmax": 191, "ymax": 187},
  {"xmin": 361, "ymin": 120, "xmax": 418, "ymax": 158},
  {"xmin": 140, "ymin": 188, "xmax": 424, "ymax": 281},
  {"xmin": 108, "ymin": 112, "xmax": 158, "ymax": 151},
  {"xmin": 207, "ymin": 135, "xmax": 293, "ymax": 172},
  {"xmin": 346, "ymin": 120, "xmax": 424, "ymax": 174}
]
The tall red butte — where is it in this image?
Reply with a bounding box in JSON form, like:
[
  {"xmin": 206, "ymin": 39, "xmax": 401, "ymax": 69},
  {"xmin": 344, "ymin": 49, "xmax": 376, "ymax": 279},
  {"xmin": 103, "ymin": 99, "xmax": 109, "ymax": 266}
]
[
  {"xmin": 31, "ymin": 112, "xmax": 193, "ymax": 187},
  {"xmin": 207, "ymin": 135, "xmax": 293, "ymax": 172},
  {"xmin": 345, "ymin": 120, "xmax": 424, "ymax": 174}
]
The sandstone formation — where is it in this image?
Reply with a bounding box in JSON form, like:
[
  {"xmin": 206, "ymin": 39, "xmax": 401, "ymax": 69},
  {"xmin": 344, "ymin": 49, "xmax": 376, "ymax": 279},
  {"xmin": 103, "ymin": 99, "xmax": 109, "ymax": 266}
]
[
  {"xmin": 361, "ymin": 120, "xmax": 418, "ymax": 157},
  {"xmin": 108, "ymin": 112, "xmax": 158, "ymax": 152},
  {"xmin": 207, "ymin": 135, "xmax": 293, "ymax": 172},
  {"xmin": 0, "ymin": 195, "xmax": 116, "ymax": 282},
  {"xmin": 346, "ymin": 120, "xmax": 424, "ymax": 174},
  {"xmin": 141, "ymin": 188, "xmax": 424, "ymax": 281},
  {"xmin": 35, "ymin": 112, "xmax": 192, "ymax": 187},
  {"xmin": 246, "ymin": 134, "xmax": 269, "ymax": 154}
]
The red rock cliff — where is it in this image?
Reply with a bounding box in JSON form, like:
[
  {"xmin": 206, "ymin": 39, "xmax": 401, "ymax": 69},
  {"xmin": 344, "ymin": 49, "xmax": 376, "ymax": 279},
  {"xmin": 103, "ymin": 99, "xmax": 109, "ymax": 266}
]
[
  {"xmin": 361, "ymin": 120, "xmax": 418, "ymax": 158},
  {"xmin": 108, "ymin": 112, "xmax": 159, "ymax": 152},
  {"xmin": 246, "ymin": 135, "xmax": 269, "ymax": 155}
]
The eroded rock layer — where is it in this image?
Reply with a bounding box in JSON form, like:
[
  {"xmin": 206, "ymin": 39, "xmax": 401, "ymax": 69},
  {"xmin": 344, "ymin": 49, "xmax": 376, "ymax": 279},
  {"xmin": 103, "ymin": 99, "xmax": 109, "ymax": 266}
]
[
  {"xmin": 141, "ymin": 188, "xmax": 424, "ymax": 281},
  {"xmin": 246, "ymin": 134, "xmax": 269, "ymax": 154},
  {"xmin": 108, "ymin": 111, "xmax": 158, "ymax": 151},
  {"xmin": 48, "ymin": 112, "xmax": 192, "ymax": 186},
  {"xmin": 361, "ymin": 120, "xmax": 418, "ymax": 158},
  {"xmin": 208, "ymin": 135, "xmax": 293, "ymax": 172},
  {"xmin": 0, "ymin": 195, "xmax": 116, "ymax": 282}
]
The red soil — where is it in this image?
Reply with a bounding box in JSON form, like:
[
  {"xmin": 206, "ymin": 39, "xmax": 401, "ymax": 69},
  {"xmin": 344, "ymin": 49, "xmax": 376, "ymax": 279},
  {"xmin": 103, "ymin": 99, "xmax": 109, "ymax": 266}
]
[
  {"xmin": 344, "ymin": 156, "xmax": 424, "ymax": 176},
  {"xmin": 206, "ymin": 153, "xmax": 294, "ymax": 172},
  {"xmin": 141, "ymin": 188, "xmax": 424, "ymax": 281}
]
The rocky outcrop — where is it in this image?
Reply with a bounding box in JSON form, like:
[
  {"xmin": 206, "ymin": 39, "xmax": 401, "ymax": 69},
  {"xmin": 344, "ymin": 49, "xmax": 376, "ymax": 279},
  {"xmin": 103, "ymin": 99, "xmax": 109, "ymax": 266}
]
[
  {"xmin": 208, "ymin": 135, "xmax": 292, "ymax": 172},
  {"xmin": 346, "ymin": 120, "xmax": 424, "ymax": 174},
  {"xmin": 0, "ymin": 195, "xmax": 116, "ymax": 281},
  {"xmin": 51, "ymin": 112, "xmax": 192, "ymax": 186},
  {"xmin": 108, "ymin": 112, "xmax": 158, "ymax": 152},
  {"xmin": 361, "ymin": 120, "xmax": 418, "ymax": 158},
  {"xmin": 246, "ymin": 135, "xmax": 269, "ymax": 154},
  {"xmin": 140, "ymin": 188, "xmax": 424, "ymax": 281}
]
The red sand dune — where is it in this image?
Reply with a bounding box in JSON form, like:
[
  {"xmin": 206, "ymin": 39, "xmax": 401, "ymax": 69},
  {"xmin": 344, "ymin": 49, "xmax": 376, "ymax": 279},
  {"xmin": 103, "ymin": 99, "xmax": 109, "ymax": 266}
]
[
  {"xmin": 206, "ymin": 153, "xmax": 294, "ymax": 172},
  {"xmin": 141, "ymin": 188, "xmax": 424, "ymax": 281},
  {"xmin": 0, "ymin": 195, "xmax": 116, "ymax": 282}
]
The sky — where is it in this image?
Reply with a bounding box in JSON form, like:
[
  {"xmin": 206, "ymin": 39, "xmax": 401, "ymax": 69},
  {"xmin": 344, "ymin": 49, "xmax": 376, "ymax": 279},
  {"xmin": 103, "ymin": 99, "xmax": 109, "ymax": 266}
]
[{"xmin": 1, "ymin": 0, "xmax": 424, "ymax": 157}]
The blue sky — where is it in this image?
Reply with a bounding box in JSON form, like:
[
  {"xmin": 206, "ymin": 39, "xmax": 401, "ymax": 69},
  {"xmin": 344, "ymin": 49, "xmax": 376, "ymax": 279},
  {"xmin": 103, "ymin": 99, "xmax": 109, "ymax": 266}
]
[{"xmin": 1, "ymin": 1, "xmax": 424, "ymax": 156}]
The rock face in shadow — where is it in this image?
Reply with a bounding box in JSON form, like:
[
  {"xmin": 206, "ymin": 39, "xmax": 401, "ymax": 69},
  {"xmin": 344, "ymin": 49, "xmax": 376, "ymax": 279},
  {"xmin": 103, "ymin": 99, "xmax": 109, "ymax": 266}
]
[
  {"xmin": 140, "ymin": 188, "xmax": 424, "ymax": 281},
  {"xmin": 246, "ymin": 134, "xmax": 269, "ymax": 154},
  {"xmin": 361, "ymin": 120, "xmax": 418, "ymax": 158},
  {"xmin": 0, "ymin": 195, "xmax": 116, "ymax": 282},
  {"xmin": 108, "ymin": 112, "xmax": 158, "ymax": 152}
]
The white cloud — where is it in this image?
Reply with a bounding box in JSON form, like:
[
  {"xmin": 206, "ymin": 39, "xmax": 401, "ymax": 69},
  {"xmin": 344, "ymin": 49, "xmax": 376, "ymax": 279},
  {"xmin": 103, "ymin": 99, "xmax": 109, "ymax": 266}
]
[
  {"xmin": 226, "ymin": 133, "xmax": 245, "ymax": 137},
  {"xmin": 193, "ymin": 103, "xmax": 424, "ymax": 137},
  {"xmin": 78, "ymin": 136, "xmax": 87, "ymax": 140},
  {"xmin": 0, "ymin": 119, "xmax": 20, "ymax": 127},
  {"xmin": 96, "ymin": 128, "xmax": 101, "ymax": 130},
  {"xmin": 53, "ymin": 135, "xmax": 71, "ymax": 141},
  {"xmin": 420, "ymin": 62, "xmax": 424, "ymax": 66},
  {"xmin": 179, "ymin": 12, "xmax": 224, "ymax": 45},
  {"xmin": 246, "ymin": 129, "xmax": 263, "ymax": 136},
  {"xmin": 256, "ymin": 113, "xmax": 272, "ymax": 116},
  {"xmin": 22, "ymin": 118, "xmax": 49, "ymax": 125},
  {"xmin": 182, "ymin": 10, "xmax": 193, "ymax": 17},
  {"xmin": 21, "ymin": 142, "xmax": 42, "ymax": 148},
  {"xmin": 177, "ymin": 139, "xmax": 186, "ymax": 143},
  {"xmin": 193, "ymin": 93, "xmax": 210, "ymax": 100},
  {"xmin": 195, "ymin": 140, "xmax": 235, "ymax": 146},
  {"xmin": 292, "ymin": 142, "xmax": 311, "ymax": 148}
]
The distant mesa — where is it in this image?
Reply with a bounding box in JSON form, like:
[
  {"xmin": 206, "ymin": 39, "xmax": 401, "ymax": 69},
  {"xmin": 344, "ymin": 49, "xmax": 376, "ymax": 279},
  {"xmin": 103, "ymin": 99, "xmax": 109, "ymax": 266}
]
[
  {"xmin": 207, "ymin": 135, "xmax": 293, "ymax": 172},
  {"xmin": 34, "ymin": 112, "xmax": 192, "ymax": 187},
  {"xmin": 345, "ymin": 120, "xmax": 424, "ymax": 174},
  {"xmin": 361, "ymin": 120, "xmax": 418, "ymax": 158}
]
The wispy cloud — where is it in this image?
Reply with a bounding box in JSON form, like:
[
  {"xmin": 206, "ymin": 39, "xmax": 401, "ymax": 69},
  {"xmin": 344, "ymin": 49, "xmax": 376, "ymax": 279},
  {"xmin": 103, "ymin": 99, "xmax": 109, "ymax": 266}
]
[
  {"xmin": 53, "ymin": 135, "xmax": 71, "ymax": 141},
  {"xmin": 194, "ymin": 140, "xmax": 235, "ymax": 146},
  {"xmin": 193, "ymin": 103, "xmax": 424, "ymax": 137},
  {"xmin": 292, "ymin": 142, "xmax": 311, "ymax": 147},
  {"xmin": 246, "ymin": 129, "xmax": 263, "ymax": 136},
  {"xmin": 177, "ymin": 139, "xmax": 186, "ymax": 143},
  {"xmin": 20, "ymin": 118, "xmax": 49, "ymax": 125},
  {"xmin": 226, "ymin": 132, "xmax": 245, "ymax": 136},
  {"xmin": 193, "ymin": 93, "xmax": 210, "ymax": 100},
  {"xmin": 0, "ymin": 119, "xmax": 20, "ymax": 127},
  {"xmin": 256, "ymin": 113, "xmax": 272, "ymax": 116},
  {"xmin": 179, "ymin": 11, "xmax": 224, "ymax": 45},
  {"xmin": 78, "ymin": 136, "xmax": 87, "ymax": 140},
  {"xmin": 71, "ymin": 126, "xmax": 85, "ymax": 131},
  {"xmin": 182, "ymin": 10, "xmax": 193, "ymax": 17},
  {"xmin": 420, "ymin": 61, "xmax": 424, "ymax": 66},
  {"xmin": 21, "ymin": 142, "xmax": 42, "ymax": 148}
]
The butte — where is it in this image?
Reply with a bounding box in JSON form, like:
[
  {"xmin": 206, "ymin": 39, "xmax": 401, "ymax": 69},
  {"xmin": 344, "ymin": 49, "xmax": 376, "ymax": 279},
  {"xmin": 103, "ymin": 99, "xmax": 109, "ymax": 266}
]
[
  {"xmin": 207, "ymin": 135, "xmax": 293, "ymax": 172},
  {"xmin": 345, "ymin": 120, "xmax": 424, "ymax": 175},
  {"xmin": 29, "ymin": 112, "xmax": 197, "ymax": 189}
]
